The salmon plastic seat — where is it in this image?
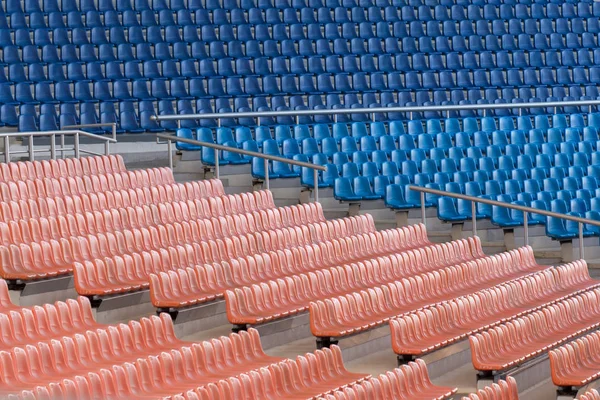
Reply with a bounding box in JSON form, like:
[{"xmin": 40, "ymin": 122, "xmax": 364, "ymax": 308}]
[
  {"xmin": 391, "ymin": 260, "xmax": 599, "ymax": 356},
  {"xmin": 151, "ymin": 223, "xmax": 468, "ymax": 310},
  {"xmin": 579, "ymin": 389, "xmax": 600, "ymax": 400},
  {"xmin": 0, "ymin": 169, "xmax": 175, "ymax": 203},
  {"xmin": 224, "ymin": 238, "xmax": 480, "ymax": 326},
  {"xmin": 461, "ymin": 377, "xmax": 519, "ymax": 400},
  {"xmin": 310, "ymin": 247, "xmax": 543, "ymax": 338},
  {"xmin": 550, "ymin": 331, "xmax": 600, "ymax": 387},
  {"xmin": 0, "ymin": 179, "xmax": 224, "ymax": 223},
  {"xmin": 0, "ymin": 156, "xmax": 126, "ymax": 183},
  {"xmin": 471, "ymin": 288, "xmax": 600, "ymax": 372},
  {"xmin": 175, "ymin": 345, "xmax": 369, "ymax": 400},
  {"xmin": 334, "ymin": 360, "xmax": 456, "ymax": 400},
  {"xmin": 0, "ymin": 196, "xmax": 327, "ymax": 281}
]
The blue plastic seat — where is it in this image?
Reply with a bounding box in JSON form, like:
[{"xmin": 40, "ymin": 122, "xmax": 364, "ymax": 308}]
[
  {"xmin": 438, "ymin": 197, "xmax": 467, "ymax": 222},
  {"xmin": 385, "ymin": 183, "xmax": 410, "ymax": 209},
  {"xmin": 335, "ymin": 177, "xmax": 361, "ymax": 201},
  {"xmin": 354, "ymin": 176, "xmax": 380, "ymax": 200}
]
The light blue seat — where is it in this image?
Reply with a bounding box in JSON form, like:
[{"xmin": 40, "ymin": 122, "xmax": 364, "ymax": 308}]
[
  {"xmin": 334, "ymin": 177, "xmax": 361, "ymax": 201},
  {"xmin": 354, "ymin": 176, "xmax": 381, "ymax": 200},
  {"xmin": 438, "ymin": 197, "xmax": 467, "ymax": 222},
  {"xmin": 385, "ymin": 184, "xmax": 410, "ymax": 209}
]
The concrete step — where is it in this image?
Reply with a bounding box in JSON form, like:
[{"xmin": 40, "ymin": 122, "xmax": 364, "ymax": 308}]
[
  {"xmin": 427, "ymin": 231, "xmax": 453, "ymax": 244},
  {"xmin": 323, "ymin": 210, "xmax": 349, "ymax": 220},
  {"xmin": 481, "ymin": 241, "xmax": 506, "ymax": 255},
  {"xmin": 533, "ymin": 248, "xmax": 564, "ymax": 266}
]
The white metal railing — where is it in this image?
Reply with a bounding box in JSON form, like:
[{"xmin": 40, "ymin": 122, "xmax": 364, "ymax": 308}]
[
  {"xmin": 158, "ymin": 133, "xmax": 327, "ymax": 201},
  {"xmin": 151, "ymin": 99, "xmax": 600, "ymax": 126},
  {"xmin": 1, "ymin": 123, "xmax": 117, "ymax": 162},
  {"xmin": 410, "ymin": 185, "xmax": 600, "ymax": 260}
]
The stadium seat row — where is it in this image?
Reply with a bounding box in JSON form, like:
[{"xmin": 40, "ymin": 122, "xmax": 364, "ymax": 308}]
[
  {"xmin": 309, "ymin": 247, "xmax": 541, "ymax": 338},
  {"xmin": 470, "ymin": 287, "xmax": 600, "ymax": 372},
  {"xmin": 0, "ymin": 276, "xmax": 453, "ymax": 399},
  {"xmin": 2, "ymin": 0, "xmax": 581, "ymax": 15},
  {"xmin": 0, "ymin": 155, "xmax": 125, "ymax": 182},
  {"xmin": 390, "ymin": 260, "xmax": 597, "ymax": 356},
  {"xmin": 1, "ymin": 200, "xmax": 322, "ymax": 279},
  {"xmin": 0, "ymin": 180, "xmax": 227, "ymax": 222},
  {"xmin": 460, "ymin": 377, "xmax": 519, "ymax": 400},
  {"xmin": 296, "ymin": 360, "xmax": 458, "ymax": 400},
  {"xmin": 224, "ymin": 237, "xmax": 479, "ymax": 325},
  {"xmin": 550, "ymin": 330, "xmax": 600, "ymax": 387},
  {"xmin": 150, "ymin": 214, "xmax": 376, "ymax": 307}
]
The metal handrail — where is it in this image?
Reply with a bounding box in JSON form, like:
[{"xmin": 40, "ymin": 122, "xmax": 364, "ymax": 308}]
[
  {"xmin": 151, "ymin": 99, "xmax": 600, "ymax": 125},
  {"xmin": 63, "ymin": 123, "xmax": 118, "ymax": 158},
  {"xmin": 409, "ymin": 185, "xmax": 600, "ymax": 259},
  {"xmin": 157, "ymin": 133, "xmax": 327, "ymax": 201},
  {"xmin": 1, "ymin": 125, "xmax": 117, "ymax": 163}
]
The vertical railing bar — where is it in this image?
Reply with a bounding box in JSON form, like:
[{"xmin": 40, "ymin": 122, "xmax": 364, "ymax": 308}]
[
  {"xmin": 579, "ymin": 222, "xmax": 585, "ymax": 260},
  {"xmin": 4, "ymin": 136, "xmax": 10, "ymax": 163},
  {"xmin": 28, "ymin": 136, "xmax": 34, "ymax": 161},
  {"xmin": 214, "ymin": 148, "xmax": 220, "ymax": 179},
  {"xmin": 74, "ymin": 132, "xmax": 80, "ymax": 158},
  {"xmin": 472, "ymin": 201, "xmax": 477, "ymax": 237},
  {"xmin": 420, "ymin": 192, "xmax": 426, "ymax": 227},
  {"xmin": 314, "ymin": 169, "xmax": 319, "ymax": 203},
  {"xmin": 168, "ymin": 139, "xmax": 173, "ymax": 170},
  {"xmin": 264, "ymin": 158, "xmax": 270, "ymax": 190},
  {"xmin": 60, "ymin": 134, "xmax": 65, "ymax": 159},
  {"xmin": 524, "ymin": 212, "xmax": 529, "ymax": 247},
  {"xmin": 50, "ymin": 134, "xmax": 56, "ymax": 160}
]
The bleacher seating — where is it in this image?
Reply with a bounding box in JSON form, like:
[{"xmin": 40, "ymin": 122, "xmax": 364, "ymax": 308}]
[
  {"xmin": 309, "ymin": 246, "xmax": 542, "ymax": 339},
  {"xmin": 549, "ymin": 330, "xmax": 600, "ymax": 388},
  {"xmin": 318, "ymin": 360, "xmax": 457, "ymax": 399},
  {"xmin": 470, "ymin": 287, "xmax": 600, "ymax": 372},
  {"xmin": 174, "ymin": 113, "xmax": 600, "ymax": 241},
  {"xmin": 5, "ymin": 0, "xmax": 600, "ymax": 396},
  {"xmin": 2, "ymin": 0, "xmax": 598, "ymax": 132},
  {"xmin": 0, "ymin": 282, "xmax": 373, "ymax": 398},
  {"xmin": 462, "ymin": 377, "xmax": 519, "ymax": 400},
  {"xmin": 580, "ymin": 389, "xmax": 600, "ymax": 400},
  {"xmin": 149, "ymin": 222, "xmax": 470, "ymax": 308},
  {"xmin": 390, "ymin": 260, "xmax": 598, "ymax": 357},
  {"xmin": 224, "ymin": 236, "xmax": 479, "ymax": 326}
]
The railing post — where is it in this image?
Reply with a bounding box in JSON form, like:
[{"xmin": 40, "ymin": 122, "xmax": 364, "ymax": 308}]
[
  {"xmin": 50, "ymin": 134, "xmax": 56, "ymax": 160},
  {"xmin": 264, "ymin": 158, "xmax": 269, "ymax": 190},
  {"xmin": 579, "ymin": 222, "xmax": 585, "ymax": 260},
  {"xmin": 420, "ymin": 191, "xmax": 426, "ymax": 227},
  {"xmin": 523, "ymin": 212, "xmax": 529, "ymax": 247},
  {"xmin": 60, "ymin": 134, "xmax": 65, "ymax": 158},
  {"xmin": 472, "ymin": 201, "xmax": 477, "ymax": 237},
  {"xmin": 74, "ymin": 132, "xmax": 80, "ymax": 158},
  {"xmin": 28, "ymin": 135, "xmax": 34, "ymax": 161},
  {"xmin": 214, "ymin": 148, "xmax": 220, "ymax": 179},
  {"xmin": 314, "ymin": 169, "xmax": 319, "ymax": 202},
  {"xmin": 4, "ymin": 136, "xmax": 10, "ymax": 163},
  {"xmin": 105, "ymin": 141, "xmax": 110, "ymax": 155},
  {"xmin": 167, "ymin": 139, "xmax": 173, "ymax": 170}
]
